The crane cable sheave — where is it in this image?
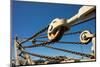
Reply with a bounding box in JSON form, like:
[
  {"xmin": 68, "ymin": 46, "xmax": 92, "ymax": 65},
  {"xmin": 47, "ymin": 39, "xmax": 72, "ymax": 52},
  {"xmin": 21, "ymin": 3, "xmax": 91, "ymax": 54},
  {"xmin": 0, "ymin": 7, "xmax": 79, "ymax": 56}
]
[{"xmin": 47, "ymin": 18, "xmax": 71, "ymax": 42}]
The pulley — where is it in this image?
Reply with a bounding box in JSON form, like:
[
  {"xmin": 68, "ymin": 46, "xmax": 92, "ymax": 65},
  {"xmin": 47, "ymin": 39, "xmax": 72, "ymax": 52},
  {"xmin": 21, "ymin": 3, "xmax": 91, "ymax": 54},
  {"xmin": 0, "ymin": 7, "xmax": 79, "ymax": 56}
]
[
  {"xmin": 47, "ymin": 18, "xmax": 70, "ymax": 42},
  {"xmin": 80, "ymin": 30, "xmax": 94, "ymax": 44}
]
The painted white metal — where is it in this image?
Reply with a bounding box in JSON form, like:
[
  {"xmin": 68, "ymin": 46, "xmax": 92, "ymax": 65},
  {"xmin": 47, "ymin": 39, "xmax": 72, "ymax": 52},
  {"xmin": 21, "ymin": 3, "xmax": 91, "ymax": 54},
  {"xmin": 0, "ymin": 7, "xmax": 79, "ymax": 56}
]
[
  {"xmin": 67, "ymin": 6, "xmax": 95, "ymax": 24},
  {"xmin": 91, "ymin": 37, "xmax": 96, "ymax": 56},
  {"xmin": 14, "ymin": 37, "xmax": 35, "ymax": 65},
  {"xmin": 14, "ymin": 39, "xmax": 20, "ymax": 65},
  {"xmin": 48, "ymin": 6, "xmax": 95, "ymax": 41},
  {"xmin": 80, "ymin": 30, "xmax": 94, "ymax": 44},
  {"xmin": 48, "ymin": 18, "xmax": 70, "ymax": 41}
]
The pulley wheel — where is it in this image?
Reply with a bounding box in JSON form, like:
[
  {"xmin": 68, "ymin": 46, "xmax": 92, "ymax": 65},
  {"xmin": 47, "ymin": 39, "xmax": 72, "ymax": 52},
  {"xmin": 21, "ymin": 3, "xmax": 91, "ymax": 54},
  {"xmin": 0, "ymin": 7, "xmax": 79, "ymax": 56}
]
[
  {"xmin": 80, "ymin": 30, "xmax": 92, "ymax": 44},
  {"xmin": 48, "ymin": 26, "xmax": 67, "ymax": 42}
]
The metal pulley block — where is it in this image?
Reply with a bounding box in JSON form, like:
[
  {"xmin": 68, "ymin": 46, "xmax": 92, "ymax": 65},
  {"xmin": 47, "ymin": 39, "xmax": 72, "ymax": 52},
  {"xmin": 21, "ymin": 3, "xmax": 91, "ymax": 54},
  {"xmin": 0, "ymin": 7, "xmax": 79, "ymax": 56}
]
[
  {"xmin": 48, "ymin": 18, "xmax": 70, "ymax": 42},
  {"xmin": 80, "ymin": 30, "xmax": 94, "ymax": 44}
]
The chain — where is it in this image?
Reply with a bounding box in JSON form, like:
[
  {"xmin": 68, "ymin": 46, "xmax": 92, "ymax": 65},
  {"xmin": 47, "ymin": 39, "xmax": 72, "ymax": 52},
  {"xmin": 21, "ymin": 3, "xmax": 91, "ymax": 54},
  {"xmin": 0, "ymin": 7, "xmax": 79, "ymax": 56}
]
[
  {"xmin": 19, "ymin": 14, "xmax": 95, "ymax": 44},
  {"xmin": 12, "ymin": 30, "xmax": 83, "ymax": 40},
  {"xmin": 20, "ymin": 25, "xmax": 49, "ymax": 44},
  {"xmin": 44, "ymin": 45, "xmax": 94, "ymax": 59},
  {"xmin": 22, "ymin": 51, "xmax": 66, "ymax": 61},
  {"xmin": 15, "ymin": 15, "xmax": 95, "ymax": 62},
  {"xmin": 35, "ymin": 30, "xmax": 82, "ymax": 39},
  {"xmin": 22, "ymin": 40, "xmax": 85, "ymax": 48},
  {"xmin": 64, "ymin": 30, "xmax": 82, "ymax": 35},
  {"xmin": 56, "ymin": 41, "xmax": 84, "ymax": 44},
  {"xmin": 22, "ymin": 41, "xmax": 51, "ymax": 48}
]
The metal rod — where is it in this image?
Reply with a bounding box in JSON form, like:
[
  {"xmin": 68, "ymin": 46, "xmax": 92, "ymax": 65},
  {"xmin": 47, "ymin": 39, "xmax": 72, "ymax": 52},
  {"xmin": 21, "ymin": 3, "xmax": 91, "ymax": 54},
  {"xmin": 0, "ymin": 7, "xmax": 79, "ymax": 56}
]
[
  {"xmin": 72, "ymin": 16, "xmax": 95, "ymax": 27},
  {"xmin": 67, "ymin": 6, "xmax": 96, "ymax": 25}
]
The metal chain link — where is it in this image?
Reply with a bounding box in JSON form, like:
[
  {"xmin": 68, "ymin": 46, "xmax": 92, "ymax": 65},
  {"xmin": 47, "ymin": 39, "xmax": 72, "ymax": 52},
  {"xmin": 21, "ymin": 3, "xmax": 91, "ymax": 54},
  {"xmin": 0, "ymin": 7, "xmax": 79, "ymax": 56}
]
[
  {"xmin": 22, "ymin": 51, "xmax": 66, "ymax": 61},
  {"xmin": 64, "ymin": 30, "xmax": 82, "ymax": 35},
  {"xmin": 22, "ymin": 40, "xmax": 85, "ymax": 48},
  {"xmin": 44, "ymin": 45, "xmax": 94, "ymax": 59},
  {"xmin": 20, "ymin": 25, "xmax": 49, "ymax": 44},
  {"xmin": 15, "ymin": 16, "xmax": 95, "ymax": 62}
]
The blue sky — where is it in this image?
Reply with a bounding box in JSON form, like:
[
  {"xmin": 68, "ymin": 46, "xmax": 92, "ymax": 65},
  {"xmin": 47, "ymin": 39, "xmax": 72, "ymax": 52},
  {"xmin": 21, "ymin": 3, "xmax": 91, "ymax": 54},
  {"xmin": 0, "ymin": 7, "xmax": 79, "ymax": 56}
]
[{"xmin": 12, "ymin": 1, "xmax": 96, "ymax": 60}]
